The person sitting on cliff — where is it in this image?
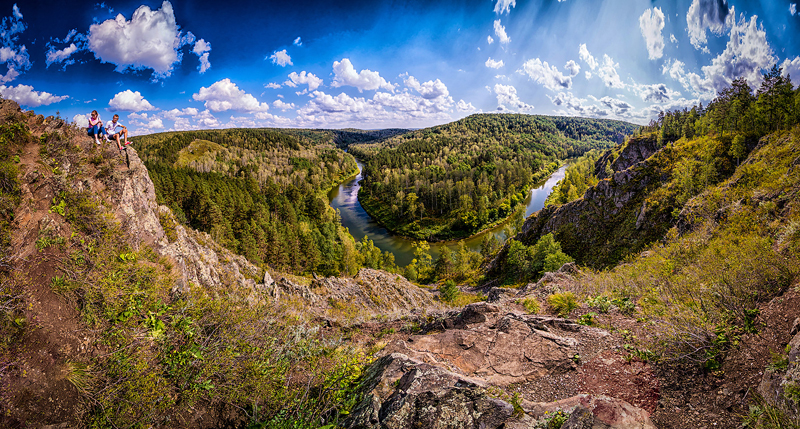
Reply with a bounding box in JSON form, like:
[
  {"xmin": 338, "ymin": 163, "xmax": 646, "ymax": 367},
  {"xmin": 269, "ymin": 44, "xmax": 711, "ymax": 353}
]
[
  {"xmin": 105, "ymin": 114, "xmax": 130, "ymax": 151},
  {"xmin": 87, "ymin": 110, "xmax": 106, "ymax": 145}
]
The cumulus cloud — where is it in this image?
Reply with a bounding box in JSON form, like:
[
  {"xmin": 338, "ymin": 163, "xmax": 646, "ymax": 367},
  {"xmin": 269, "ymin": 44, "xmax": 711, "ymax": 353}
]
[
  {"xmin": 264, "ymin": 82, "xmax": 282, "ymax": 89},
  {"xmin": 791, "ymin": 4, "xmax": 797, "ymax": 16},
  {"xmin": 107, "ymin": 89, "xmax": 157, "ymax": 112},
  {"xmin": 494, "ymin": 0, "xmax": 516, "ymax": 14},
  {"xmin": 273, "ymin": 99, "xmax": 296, "ymax": 111},
  {"xmin": 485, "ymin": 57, "xmax": 504, "ymax": 69},
  {"xmin": 293, "ymin": 36, "xmax": 302, "ymax": 46},
  {"xmin": 578, "ymin": 44, "xmax": 597, "ymax": 69},
  {"xmin": 192, "ymin": 78, "xmax": 270, "ymax": 112},
  {"xmin": 285, "ymin": 71, "xmax": 323, "ymax": 91},
  {"xmin": 519, "ymin": 58, "xmax": 572, "ymax": 92},
  {"xmin": 631, "ymin": 82, "xmax": 682, "ymax": 103},
  {"xmin": 686, "ymin": 0, "xmax": 730, "ymax": 52},
  {"xmin": 598, "ymin": 54, "xmax": 625, "ymax": 88},
  {"xmin": 639, "ymin": 7, "xmax": 665, "ymax": 60},
  {"xmin": 670, "ymin": 34, "xmax": 678, "ymax": 44},
  {"xmin": 0, "ymin": 4, "xmax": 31, "ymax": 83},
  {"xmin": 404, "ymin": 76, "xmax": 449, "ymax": 99},
  {"xmin": 781, "ymin": 57, "xmax": 800, "ymax": 85},
  {"xmin": 493, "ymin": 84, "xmax": 532, "ymax": 112},
  {"xmin": 456, "ymin": 99, "xmax": 477, "ymax": 112},
  {"xmin": 87, "ymin": 1, "xmax": 196, "ymax": 78},
  {"xmin": 565, "ymin": 60, "xmax": 580, "ymax": 77},
  {"xmin": 487, "ymin": 35, "xmax": 494, "ymax": 44},
  {"xmin": 331, "ymin": 58, "xmax": 395, "ymax": 92},
  {"xmin": 269, "ymin": 49, "xmax": 292, "ymax": 67},
  {"xmin": 0, "ymin": 84, "xmax": 68, "ymax": 107},
  {"xmin": 192, "ymin": 38, "xmax": 211, "ymax": 73},
  {"xmin": 493, "ymin": 20, "xmax": 510, "ymax": 44},
  {"xmin": 161, "ymin": 107, "xmax": 197, "ymax": 120},
  {"xmin": 73, "ymin": 114, "xmax": 89, "ymax": 128}
]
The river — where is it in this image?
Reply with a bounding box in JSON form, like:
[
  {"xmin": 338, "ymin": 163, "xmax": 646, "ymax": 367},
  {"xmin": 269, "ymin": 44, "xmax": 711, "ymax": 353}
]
[{"xmin": 328, "ymin": 161, "xmax": 567, "ymax": 267}]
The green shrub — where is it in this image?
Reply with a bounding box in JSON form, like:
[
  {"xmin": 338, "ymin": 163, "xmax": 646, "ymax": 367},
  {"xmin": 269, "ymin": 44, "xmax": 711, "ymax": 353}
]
[
  {"xmin": 519, "ymin": 297, "xmax": 540, "ymax": 314},
  {"xmin": 577, "ymin": 312, "xmax": 597, "ymax": 326},
  {"xmin": 547, "ymin": 292, "xmax": 577, "ymax": 317},
  {"xmin": 439, "ymin": 279, "xmax": 459, "ymax": 303}
]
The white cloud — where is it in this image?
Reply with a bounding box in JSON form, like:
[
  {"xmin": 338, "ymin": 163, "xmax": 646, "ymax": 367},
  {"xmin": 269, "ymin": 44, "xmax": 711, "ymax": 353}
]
[
  {"xmin": 493, "ymin": 84, "xmax": 533, "ymax": 112},
  {"xmin": 107, "ymin": 89, "xmax": 156, "ymax": 112},
  {"xmin": 0, "ymin": 4, "xmax": 31, "ymax": 83},
  {"xmin": 631, "ymin": 82, "xmax": 682, "ymax": 103},
  {"xmin": 264, "ymin": 82, "xmax": 282, "ymax": 89},
  {"xmin": 598, "ymin": 54, "xmax": 625, "ymax": 88},
  {"xmin": 456, "ymin": 99, "xmax": 476, "ymax": 112},
  {"xmin": 565, "ymin": 60, "xmax": 580, "ymax": 77},
  {"xmin": 0, "ymin": 84, "xmax": 68, "ymax": 108},
  {"xmin": 639, "ymin": 7, "xmax": 665, "ymax": 60},
  {"xmin": 781, "ymin": 57, "xmax": 800, "ymax": 85},
  {"xmin": 485, "ymin": 57, "xmax": 505, "ymax": 69},
  {"xmin": 162, "ymin": 107, "xmax": 197, "ymax": 120},
  {"xmin": 87, "ymin": 1, "xmax": 197, "ymax": 78},
  {"xmin": 269, "ymin": 49, "xmax": 292, "ymax": 67},
  {"xmin": 494, "ymin": 0, "xmax": 516, "ymax": 14},
  {"xmin": 404, "ymin": 76, "xmax": 449, "ymax": 99},
  {"xmin": 686, "ymin": 0, "xmax": 731, "ymax": 51},
  {"xmin": 519, "ymin": 58, "xmax": 572, "ymax": 92},
  {"xmin": 487, "ymin": 35, "xmax": 494, "ymax": 44},
  {"xmin": 493, "ymin": 20, "xmax": 510, "ymax": 45},
  {"xmin": 192, "ymin": 78, "xmax": 270, "ymax": 112},
  {"xmin": 331, "ymin": 58, "xmax": 395, "ymax": 92},
  {"xmin": 45, "ymin": 43, "xmax": 79, "ymax": 68},
  {"xmin": 192, "ymin": 38, "xmax": 211, "ymax": 73},
  {"xmin": 293, "ymin": 36, "xmax": 302, "ymax": 46},
  {"xmin": 272, "ymin": 99, "xmax": 296, "ymax": 111},
  {"xmin": 578, "ymin": 44, "xmax": 598, "ymax": 69},
  {"xmin": 585, "ymin": 71, "xmax": 592, "ymax": 79},
  {"xmin": 698, "ymin": 13, "xmax": 775, "ymax": 93},
  {"xmin": 285, "ymin": 70, "xmax": 323, "ymax": 91},
  {"xmin": 73, "ymin": 114, "xmax": 89, "ymax": 128},
  {"xmin": 670, "ymin": 34, "xmax": 678, "ymax": 44},
  {"xmin": 791, "ymin": 4, "xmax": 797, "ymax": 16}
]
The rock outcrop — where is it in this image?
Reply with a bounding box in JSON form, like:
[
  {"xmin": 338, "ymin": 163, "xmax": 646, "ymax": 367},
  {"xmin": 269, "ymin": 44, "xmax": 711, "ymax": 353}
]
[
  {"xmin": 344, "ymin": 352, "xmax": 658, "ymax": 429},
  {"xmin": 489, "ymin": 134, "xmax": 672, "ymax": 271}
]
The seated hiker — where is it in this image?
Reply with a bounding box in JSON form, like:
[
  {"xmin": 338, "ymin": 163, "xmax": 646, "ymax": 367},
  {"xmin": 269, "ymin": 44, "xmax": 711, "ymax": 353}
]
[
  {"xmin": 87, "ymin": 110, "xmax": 106, "ymax": 144},
  {"xmin": 105, "ymin": 114, "xmax": 130, "ymax": 150}
]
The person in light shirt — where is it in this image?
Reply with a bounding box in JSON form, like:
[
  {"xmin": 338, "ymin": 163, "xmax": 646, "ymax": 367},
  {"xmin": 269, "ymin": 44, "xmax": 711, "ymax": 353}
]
[{"xmin": 105, "ymin": 114, "xmax": 130, "ymax": 151}]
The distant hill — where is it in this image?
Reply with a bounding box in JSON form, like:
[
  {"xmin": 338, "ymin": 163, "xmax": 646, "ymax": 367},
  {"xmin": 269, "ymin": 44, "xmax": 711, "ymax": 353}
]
[{"xmin": 350, "ymin": 114, "xmax": 638, "ymax": 241}]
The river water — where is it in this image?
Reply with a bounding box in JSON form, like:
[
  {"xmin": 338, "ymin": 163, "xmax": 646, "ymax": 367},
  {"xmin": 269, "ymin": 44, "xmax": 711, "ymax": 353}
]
[{"xmin": 328, "ymin": 160, "xmax": 567, "ymax": 267}]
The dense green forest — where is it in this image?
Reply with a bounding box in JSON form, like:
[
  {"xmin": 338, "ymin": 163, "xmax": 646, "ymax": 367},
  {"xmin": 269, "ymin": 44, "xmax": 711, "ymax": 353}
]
[
  {"xmin": 544, "ymin": 149, "xmax": 603, "ymax": 207},
  {"xmin": 135, "ymin": 128, "xmax": 388, "ymax": 276},
  {"xmin": 350, "ymin": 114, "xmax": 637, "ymax": 240}
]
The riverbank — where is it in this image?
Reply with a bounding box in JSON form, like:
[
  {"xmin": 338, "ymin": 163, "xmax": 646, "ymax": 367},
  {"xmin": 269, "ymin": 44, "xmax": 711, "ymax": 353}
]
[{"xmin": 356, "ymin": 161, "xmax": 563, "ymax": 243}]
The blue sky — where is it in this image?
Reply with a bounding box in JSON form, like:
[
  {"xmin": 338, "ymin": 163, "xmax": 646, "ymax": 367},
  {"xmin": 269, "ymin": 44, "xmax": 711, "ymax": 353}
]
[{"xmin": 1, "ymin": 0, "xmax": 799, "ymax": 135}]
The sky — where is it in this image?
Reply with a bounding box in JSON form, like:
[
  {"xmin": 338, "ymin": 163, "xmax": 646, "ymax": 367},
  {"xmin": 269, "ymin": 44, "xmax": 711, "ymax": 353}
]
[{"xmin": 1, "ymin": 0, "xmax": 799, "ymax": 135}]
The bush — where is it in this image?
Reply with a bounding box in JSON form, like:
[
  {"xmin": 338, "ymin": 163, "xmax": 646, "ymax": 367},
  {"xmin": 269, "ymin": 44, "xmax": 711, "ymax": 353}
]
[
  {"xmin": 519, "ymin": 297, "xmax": 540, "ymax": 314},
  {"xmin": 547, "ymin": 292, "xmax": 577, "ymax": 317},
  {"xmin": 439, "ymin": 279, "xmax": 459, "ymax": 303}
]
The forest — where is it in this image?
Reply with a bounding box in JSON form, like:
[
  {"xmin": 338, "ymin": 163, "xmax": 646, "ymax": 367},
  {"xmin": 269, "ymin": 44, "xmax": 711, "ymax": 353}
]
[
  {"xmin": 350, "ymin": 114, "xmax": 638, "ymax": 240},
  {"xmin": 136, "ymin": 128, "xmax": 373, "ymax": 276}
]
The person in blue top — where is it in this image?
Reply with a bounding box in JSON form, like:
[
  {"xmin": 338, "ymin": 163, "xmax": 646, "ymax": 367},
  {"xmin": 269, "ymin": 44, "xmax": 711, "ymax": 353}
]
[
  {"xmin": 87, "ymin": 110, "xmax": 106, "ymax": 145},
  {"xmin": 105, "ymin": 114, "xmax": 130, "ymax": 151}
]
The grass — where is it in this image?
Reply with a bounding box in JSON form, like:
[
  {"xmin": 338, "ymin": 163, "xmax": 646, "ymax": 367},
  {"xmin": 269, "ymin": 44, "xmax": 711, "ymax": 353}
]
[
  {"xmin": 571, "ymin": 128, "xmax": 800, "ymax": 369},
  {"xmin": 547, "ymin": 292, "xmax": 577, "ymax": 317}
]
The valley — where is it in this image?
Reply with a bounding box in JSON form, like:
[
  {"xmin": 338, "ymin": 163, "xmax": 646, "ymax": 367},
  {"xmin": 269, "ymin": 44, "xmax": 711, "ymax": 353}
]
[{"xmin": 1, "ymin": 66, "xmax": 800, "ymax": 429}]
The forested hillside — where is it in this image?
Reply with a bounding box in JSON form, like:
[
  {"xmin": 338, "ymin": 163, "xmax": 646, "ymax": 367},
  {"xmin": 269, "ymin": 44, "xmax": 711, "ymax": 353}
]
[
  {"xmin": 350, "ymin": 114, "xmax": 637, "ymax": 240},
  {"xmin": 135, "ymin": 128, "xmax": 369, "ymax": 276},
  {"xmin": 493, "ymin": 65, "xmax": 800, "ymax": 276}
]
